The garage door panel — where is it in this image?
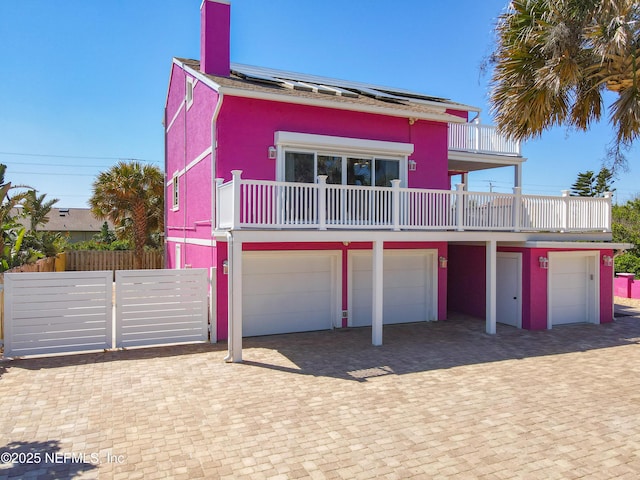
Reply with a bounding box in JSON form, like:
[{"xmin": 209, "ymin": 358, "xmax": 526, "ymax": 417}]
[
  {"xmin": 549, "ymin": 253, "xmax": 596, "ymax": 326},
  {"xmin": 243, "ymin": 252, "xmax": 338, "ymax": 337},
  {"xmin": 244, "ymin": 313, "xmax": 326, "ymax": 337},
  {"xmin": 244, "ymin": 256, "xmax": 330, "ymax": 274},
  {"xmin": 243, "ymin": 291, "xmax": 330, "ymax": 316},
  {"xmin": 384, "ymin": 287, "xmax": 426, "ymax": 306},
  {"xmin": 350, "ymin": 250, "xmax": 435, "ymax": 327}
]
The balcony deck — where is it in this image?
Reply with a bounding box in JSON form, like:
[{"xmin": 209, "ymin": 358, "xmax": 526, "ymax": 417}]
[
  {"xmin": 448, "ymin": 122, "xmax": 521, "ymax": 157},
  {"xmin": 216, "ymin": 172, "xmax": 611, "ymax": 234}
]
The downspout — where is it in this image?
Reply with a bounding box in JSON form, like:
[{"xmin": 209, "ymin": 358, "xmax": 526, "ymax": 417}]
[
  {"xmin": 163, "ymin": 105, "xmax": 168, "ymax": 269},
  {"xmin": 211, "ymin": 92, "xmax": 224, "ymax": 344},
  {"xmin": 182, "ymin": 85, "xmax": 188, "ymax": 265},
  {"xmin": 211, "ymin": 91, "xmax": 224, "ymax": 236}
]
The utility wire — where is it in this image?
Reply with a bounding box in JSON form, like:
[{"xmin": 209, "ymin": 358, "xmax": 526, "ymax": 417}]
[{"xmin": 0, "ymin": 151, "xmax": 159, "ymax": 163}]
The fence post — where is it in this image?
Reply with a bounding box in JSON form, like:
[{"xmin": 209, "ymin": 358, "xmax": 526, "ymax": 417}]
[
  {"xmin": 604, "ymin": 191, "xmax": 613, "ymax": 232},
  {"xmin": 231, "ymin": 170, "xmax": 243, "ymax": 230},
  {"xmin": 215, "ymin": 178, "xmax": 224, "ymax": 230},
  {"xmin": 561, "ymin": 189, "xmax": 570, "ymax": 232},
  {"xmin": 391, "ymin": 179, "xmax": 401, "ymax": 231},
  {"xmin": 512, "ymin": 186, "xmax": 521, "ymax": 232},
  {"xmin": 456, "ymin": 183, "xmax": 465, "ymax": 231},
  {"xmin": 317, "ymin": 175, "xmax": 327, "ymax": 230}
]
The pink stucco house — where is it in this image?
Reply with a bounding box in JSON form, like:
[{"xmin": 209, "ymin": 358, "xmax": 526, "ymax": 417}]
[{"xmin": 165, "ymin": 0, "xmax": 627, "ymax": 362}]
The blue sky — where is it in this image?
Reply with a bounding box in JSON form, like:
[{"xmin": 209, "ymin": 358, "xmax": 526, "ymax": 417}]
[{"xmin": 0, "ymin": 0, "xmax": 637, "ymax": 208}]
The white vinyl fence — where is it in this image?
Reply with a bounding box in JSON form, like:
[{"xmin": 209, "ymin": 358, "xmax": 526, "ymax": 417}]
[
  {"xmin": 116, "ymin": 269, "xmax": 209, "ymax": 348},
  {"xmin": 3, "ymin": 269, "xmax": 210, "ymax": 357},
  {"xmin": 4, "ymin": 271, "xmax": 113, "ymax": 357}
]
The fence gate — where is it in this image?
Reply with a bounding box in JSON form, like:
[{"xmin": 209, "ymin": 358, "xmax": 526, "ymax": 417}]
[
  {"xmin": 115, "ymin": 269, "xmax": 209, "ymax": 348},
  {"xmin": 4, "ymin": 271, "xmax": 113, "ymax": 357}
]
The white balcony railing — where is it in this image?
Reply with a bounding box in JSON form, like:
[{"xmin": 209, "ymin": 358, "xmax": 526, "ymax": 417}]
[
  {"xmin": 448, "ymin": 122, "xmax": 521, "ymax": 156},
  {"xmin": 216, "ymin": 171, "xmax": 611, "ymax": 233}
]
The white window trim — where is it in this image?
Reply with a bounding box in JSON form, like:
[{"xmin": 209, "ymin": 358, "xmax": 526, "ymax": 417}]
[
  {"xmin": 275, "ymin": 131, "xmax": 413, "ymax": 186},
  {"xmin": 172, "ymin": 173, "xmax": 180, "ymax": 211},
  {"xmin": 275, "ymin": 131, "xmax": 414, "ymax": 156},
  {"xmin": 186, "ymin": 77, "xmax": 195, "ymax": 110}
]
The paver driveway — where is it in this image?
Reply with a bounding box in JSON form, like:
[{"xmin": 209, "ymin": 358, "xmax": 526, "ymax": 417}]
[{"xmin": 1, "ymin": 312, "xmax": 640, "ymax": 479}]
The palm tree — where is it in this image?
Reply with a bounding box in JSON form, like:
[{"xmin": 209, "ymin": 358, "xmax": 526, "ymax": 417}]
[
  {"xmin": 89, "ymin": 161, "xmax": 164, "ymax": 269},
  {"xmin": 23, "ymin": 190, "xmax": 59, "ymax": 231},
  {"xmin": 0, "ymin": 164, "xmax": 31, "ymax": 266},
  {"xmin": 489, "ymin": 0, "xmax": 640, "ymax": 164}
]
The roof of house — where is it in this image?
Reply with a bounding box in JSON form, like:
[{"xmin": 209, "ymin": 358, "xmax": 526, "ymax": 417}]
[
  {"xmin": 174, "ymin": 58, "xmax": 479, "ymax": 123},
  {"xmin": 13, "ymin": 207, "xmax": 113, "ymax": 232}
]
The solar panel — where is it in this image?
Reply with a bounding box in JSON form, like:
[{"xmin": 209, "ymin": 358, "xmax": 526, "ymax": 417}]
[
  {"xmin": 318, "ymin": 85, "xmax": 359, "ymax": 98},
  {"xmin": 231, "ymin": 63, "xmax": 458, "ymax": 106},
  {"xmin": 348, "ymin": 86, "xmax": 409, "ymax": 103},
  {"xmin": 294, "ymin": 81, "xmax": 338, "ymax": 96},
  {"xmin": 234, "ymin": 70, "xmax": 284, "ymax": 86},
  {"xmin": 280, "ymin": 80, "xmax": 314, "ymax": 92}
]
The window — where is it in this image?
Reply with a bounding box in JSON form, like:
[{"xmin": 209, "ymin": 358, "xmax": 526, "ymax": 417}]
[
  {"xmin": 172, "ymin": 174, "xmax": 179, "ymax": 210},
  {"xmin": 186, "ymin": 77, "xmax": 194, "ymax": 109},
  {"xmin": 275, "ymin": 132, "xmax": 412, "ymax": 187},
  {"xmin": 284, "ymin": 151, "xmax": 401, "ymax": 187}
]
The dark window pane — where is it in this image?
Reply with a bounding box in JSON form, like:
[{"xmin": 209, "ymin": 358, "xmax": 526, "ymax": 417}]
[
  {"xmin": 285, "ymin": 152, "xmax": 314, "ymax": 183},
  {"xmin": 317, "ymin": 155, "xmax": 342, "ymax": 184},
  {"xmin": 347, "ymin": 158, "xmax": 371, "ymax": 186},
  {"xmin": 375, "ymin": 159, "xmax": 400, "ymax": 187}
]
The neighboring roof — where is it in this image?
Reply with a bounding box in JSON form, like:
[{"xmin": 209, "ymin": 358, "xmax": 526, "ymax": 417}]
[
  {"xmin": 174, "ymin": 58, "xmax": 479, "ymax": 123},
  {"xmin": 13, "ymin": 207, "xmax": 113, "ymax": 233}
]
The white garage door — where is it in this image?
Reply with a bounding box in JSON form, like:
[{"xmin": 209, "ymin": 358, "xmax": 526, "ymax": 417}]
[
  {"xmin": 242, "ymin": 251, "xmax": 340, "ymax": 337},
  {"xmin": 548, "ymin": 252, "xmax": 598, "ymax": 326},
  {"xmin": 349, "ymin": 249, "xmax": 437, "ymax": 327}
]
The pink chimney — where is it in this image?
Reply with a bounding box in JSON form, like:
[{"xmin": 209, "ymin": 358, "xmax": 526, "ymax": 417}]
[{"xmin": 200, "ymin": 0, "xmax": 231, "ymax": 77}]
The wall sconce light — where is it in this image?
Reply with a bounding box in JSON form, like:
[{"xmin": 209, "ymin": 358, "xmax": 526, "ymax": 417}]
[
  {"xmin": 602, "ymin": 255, "xmax": 613, "ymax": 267},
  {"xmin": 408, "ymin": 160, "xmax": 417, "ymax": 171},
  {"xmin": 223, "ymin": 260, "xmax": 229, "ymax": 275},
  {"xmin": 439, "ymin": 256, "xmax": 448, "ymax": 269},
  {"xmin": 268, "ymin": 146, "xmax": 277, "ymax": 159},
  {"xmin": 538, "ymin": 256, "xmax": 549, "ymax": 269}
]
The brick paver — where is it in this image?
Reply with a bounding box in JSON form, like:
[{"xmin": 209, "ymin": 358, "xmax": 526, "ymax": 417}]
[{"xmin": 1, "ymin": 312, "xmax": 640, "ymax": 479}]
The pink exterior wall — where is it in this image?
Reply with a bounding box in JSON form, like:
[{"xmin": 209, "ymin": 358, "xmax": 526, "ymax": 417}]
[
  {"xmin": 214, "ymin": 241, "xmax": 447, "ymax": 341},
  {"xmin": 448, "ymin": 245, "xmax": 614, "ymax": 329},
  {"xmin": 216, "ymin": 96, "xmax": 450, "ymax": 189},
  {"xmin": 447, "ymin": 244, "xmax": 485, "ymax": 318},
  {"xmin": 615, "ymin": 274, "xmax": 640, "ymax": 298},
  {"xmin": 165, "ymin": 64, "xmax": 220, "ymax": 270}
]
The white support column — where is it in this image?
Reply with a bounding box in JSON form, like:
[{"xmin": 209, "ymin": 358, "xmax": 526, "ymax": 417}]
[
  {"xmin": 214, "ymin": 178, "xmax": 224, "ymax": 230},
  {"xmin": 317, "ymin": 175, "xmax": 327, "ymax": 230},
  {"xmin": 561, "ymin": 189, "xmax": 570, "ymax": 232},
  {"xmin": 225, "ymin": 236, "xmax": 243, "ymax": 363},
  {"xmin": 512, "ymin": 186, "xmax": 522, "ymax": 232},
  {"xmin": 461, "ymin": 173, "xmax": 469, "ymax": 191},
  {"xmin": 391, "ymin": 179, "xmax": 401, "ymax": 231},
  {"xmin": 372, "ymin": 240, "xmax": 384, "ymax": 346},
  {"xmin": 486, "ymin": 240, "xmax": 497, "ymax": 335},
  {"xmin": 231, "ymin": 170, "xmax": 243, "ymax": 230},
  {"xmin": 455, "ymin": 183, "xmax": 465, "ymax": 231},
  {"xmin": 514, "ymin": 164, "xmax": 522, "ymax": 188}
]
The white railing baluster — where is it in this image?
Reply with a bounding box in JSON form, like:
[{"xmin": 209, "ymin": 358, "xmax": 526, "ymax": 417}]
[
  {"xmin": 215, "ymin": 176, "xmax": 611, "ymax": 233},
  {"xmin": 448, "ymin": 122, "xmax": 521, "ymax": 156}
]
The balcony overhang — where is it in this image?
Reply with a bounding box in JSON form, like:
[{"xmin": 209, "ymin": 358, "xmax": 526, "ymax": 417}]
[
  {"xmin": 214, "ymin": 229, "xmax": 613, "ymax": 244},
  {"xmin": 448, "ymin": 150, "xmax": 526, "ymax": 174}
]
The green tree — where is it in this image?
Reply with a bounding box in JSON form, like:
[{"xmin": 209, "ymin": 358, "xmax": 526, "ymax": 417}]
[
  {"xmin": 89, "ymin": 161, "xmax": 164, "ymax": 269},
  {"xmin": 0, "ymin": 164, "xmax": 32, "ymax": 271},
  {"xmin": 612, "ymin": 197, "xmax": 640, "ymax": 274},
  {"xmin": 22, "ymin": 190, "xmax": 59, "ymax": 231},
  {"xmin": 489, "ymin": 0, "xmax": 640, "ymax": 165},
  {"xmin": 571, "ymin": 167, "xmax": 615, "ymax": 196}
]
